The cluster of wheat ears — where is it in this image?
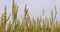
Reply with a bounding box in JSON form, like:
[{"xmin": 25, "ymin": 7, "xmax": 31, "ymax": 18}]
[{"xmin": 0, "ymin": 0, "xmax": 60, "ymax": 32}]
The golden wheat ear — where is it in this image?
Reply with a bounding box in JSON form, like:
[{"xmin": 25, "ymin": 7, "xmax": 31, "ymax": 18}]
[
  {"xmin": 1, "ymin": 5, "xmax": 6, "ymax": 26},
  {"xmin": 0, "ymin": 5, "xmax": 7, "ymax": 32}
]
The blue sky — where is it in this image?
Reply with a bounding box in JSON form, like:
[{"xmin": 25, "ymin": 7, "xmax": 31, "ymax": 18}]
[{"xmin": 0, "ymin": 0, "xmax": 60, "ymax": 21}]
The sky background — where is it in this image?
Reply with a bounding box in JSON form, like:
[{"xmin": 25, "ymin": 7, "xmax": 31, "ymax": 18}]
[{"xmin": 0, "ymin": 0, "xmax": 60, "ymax": 21}]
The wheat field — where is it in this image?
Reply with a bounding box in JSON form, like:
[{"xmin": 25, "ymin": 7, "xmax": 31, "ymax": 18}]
[{"xmin": 0, "ymin": 0, "xmax": 60, "ymax": 32}]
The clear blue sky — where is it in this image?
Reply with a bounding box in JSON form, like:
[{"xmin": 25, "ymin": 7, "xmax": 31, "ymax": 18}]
[{"xmin": 0, "ymin": 0, "xmax": 60, "ymax": 21}]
